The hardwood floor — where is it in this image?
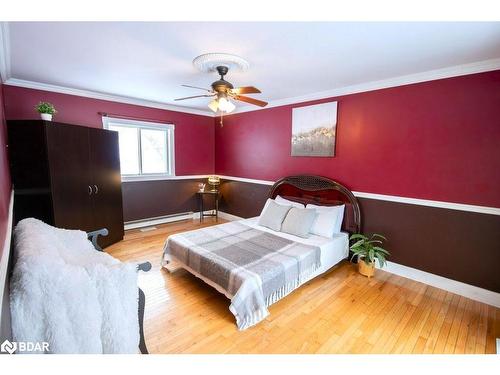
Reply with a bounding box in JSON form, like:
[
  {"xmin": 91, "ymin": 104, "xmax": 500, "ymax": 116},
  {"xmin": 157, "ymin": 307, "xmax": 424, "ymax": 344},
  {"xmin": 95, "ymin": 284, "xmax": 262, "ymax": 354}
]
[{"xmin": 106, "ymin": 218, "xmax": 500, "ymax": 354}]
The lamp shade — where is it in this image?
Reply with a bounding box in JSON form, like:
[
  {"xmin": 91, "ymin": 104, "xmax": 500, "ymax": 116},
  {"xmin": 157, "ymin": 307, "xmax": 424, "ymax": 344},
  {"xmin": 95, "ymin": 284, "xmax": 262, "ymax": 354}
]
[
  {"xmin": 208, "ymin": 99, "xmax": 219, "ymax": 113},
  {"xmin": 207, "ymin": 97, "xmax": 236, "ymax": 114},
  {"xmin": 207, "ymin": 175, "xmax": 220, "ymax": 187},
  {"xmin": 217, "ymin": 97, "xmax": 229, "ymax": 111},
  {"xmin": 225, "ymin": 100, "xmax": 236, "ymax": 113}
]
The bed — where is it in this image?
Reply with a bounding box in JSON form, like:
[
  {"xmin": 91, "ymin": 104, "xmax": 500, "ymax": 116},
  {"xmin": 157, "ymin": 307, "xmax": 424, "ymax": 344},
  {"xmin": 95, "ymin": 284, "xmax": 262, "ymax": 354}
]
[{"xmin": 162, "ymin": 175, "xmax": 361, "ymax": 330}]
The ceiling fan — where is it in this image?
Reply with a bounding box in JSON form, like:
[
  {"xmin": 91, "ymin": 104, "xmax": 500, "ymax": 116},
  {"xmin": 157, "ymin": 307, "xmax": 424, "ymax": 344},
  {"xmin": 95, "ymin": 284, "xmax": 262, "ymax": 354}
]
[{"xmin": 175, "ymin": 65, "xmax": 268, "ymax": 113}]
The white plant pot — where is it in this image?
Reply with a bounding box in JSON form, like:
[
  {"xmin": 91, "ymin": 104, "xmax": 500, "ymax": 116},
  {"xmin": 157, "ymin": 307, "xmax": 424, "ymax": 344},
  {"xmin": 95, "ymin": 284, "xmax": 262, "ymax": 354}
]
[{"xmin": 40, "ymin": 113, "xmax": 53, "ymax": 121}]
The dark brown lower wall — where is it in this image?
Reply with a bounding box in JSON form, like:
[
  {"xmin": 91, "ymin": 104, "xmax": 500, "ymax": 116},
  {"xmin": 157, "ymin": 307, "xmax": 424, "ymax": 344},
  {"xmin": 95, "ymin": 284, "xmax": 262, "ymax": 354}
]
[
  {"xmin": 122, "ymin": 178, "xmax": 214, "ymax": 222},
  {"xmin": 360, "ymin": 198, "xmax": 500, "ymax": 293},
  {"xmin": 219, "ymin": 180, "xmax": 271, "ymax": 218},
  {"xmin": 218, "ymin": 179, "xmax": 500, "ymax": 293}
]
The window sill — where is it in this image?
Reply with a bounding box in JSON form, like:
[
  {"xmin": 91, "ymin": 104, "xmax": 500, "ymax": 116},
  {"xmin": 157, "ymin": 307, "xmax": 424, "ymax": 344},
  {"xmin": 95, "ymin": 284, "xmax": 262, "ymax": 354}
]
[{"xmin": 121, "ymin": 174, "xmax": 208, "ymax": 183}]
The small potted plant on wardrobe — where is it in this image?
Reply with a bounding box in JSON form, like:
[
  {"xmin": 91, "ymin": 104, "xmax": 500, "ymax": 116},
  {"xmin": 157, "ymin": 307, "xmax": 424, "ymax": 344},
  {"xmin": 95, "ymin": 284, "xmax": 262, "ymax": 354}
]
[
  {"xmin": 349, "ymin": 233, "xmax": 389, "ymax": 277},
  {"xmin": 35, "ymin": 102, "xmax": 57, "ymax": 121}
]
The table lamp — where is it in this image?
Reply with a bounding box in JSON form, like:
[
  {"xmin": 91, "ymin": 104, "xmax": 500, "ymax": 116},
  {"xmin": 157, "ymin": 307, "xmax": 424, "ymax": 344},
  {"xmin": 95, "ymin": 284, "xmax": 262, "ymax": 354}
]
[{"xmin": 207, "ymin": 175, "xmax": 220, "ymax": 191}]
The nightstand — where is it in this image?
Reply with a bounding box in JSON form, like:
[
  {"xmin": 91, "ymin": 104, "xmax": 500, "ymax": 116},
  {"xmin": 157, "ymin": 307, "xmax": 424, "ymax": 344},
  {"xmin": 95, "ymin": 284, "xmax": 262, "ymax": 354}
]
[{"xmin": 196, "ymin": 190, "xmax": 220, "ymax": 222}]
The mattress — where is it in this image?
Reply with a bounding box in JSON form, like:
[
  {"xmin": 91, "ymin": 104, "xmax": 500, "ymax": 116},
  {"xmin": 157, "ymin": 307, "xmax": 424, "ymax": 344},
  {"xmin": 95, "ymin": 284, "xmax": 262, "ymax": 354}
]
[
  {"xmin": 242, "ymin": 217, "xmax": 349, "ymax": 278},
  {"xmin": 164, "ymin": 217, "xmax": 349, "ymax": 299}
]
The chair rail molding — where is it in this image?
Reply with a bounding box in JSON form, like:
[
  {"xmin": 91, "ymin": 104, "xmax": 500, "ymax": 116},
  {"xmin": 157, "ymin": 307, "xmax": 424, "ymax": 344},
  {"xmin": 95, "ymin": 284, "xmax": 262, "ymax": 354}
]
[{"xmin": 218, "ymin": 175, "xmax": 500, "ymax": 216}]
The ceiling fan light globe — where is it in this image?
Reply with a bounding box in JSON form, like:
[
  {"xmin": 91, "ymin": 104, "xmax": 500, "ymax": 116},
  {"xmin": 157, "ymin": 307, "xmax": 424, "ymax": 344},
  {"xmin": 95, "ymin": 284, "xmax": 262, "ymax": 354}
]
[
  {"xmin": 208, "ymin": 99, "xmax": 219, "ymax": 113},
  {"xmin": 225, "ymin": 100, "xmax": 236, "ymax": 113},
  {"xmin": 218, "ymin": 97, "xmax": 230, "ymax": 111}
]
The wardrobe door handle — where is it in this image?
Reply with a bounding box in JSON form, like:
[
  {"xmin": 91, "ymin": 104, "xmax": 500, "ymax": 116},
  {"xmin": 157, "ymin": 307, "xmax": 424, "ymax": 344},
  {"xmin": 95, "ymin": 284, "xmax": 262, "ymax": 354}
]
[
  {"xmin": 88, "ymin": 185, "xmax": 93, "ymax": 195},
  {"xmin": 93, "ymin": 185, "xmax": 99, "ymax": 194}
]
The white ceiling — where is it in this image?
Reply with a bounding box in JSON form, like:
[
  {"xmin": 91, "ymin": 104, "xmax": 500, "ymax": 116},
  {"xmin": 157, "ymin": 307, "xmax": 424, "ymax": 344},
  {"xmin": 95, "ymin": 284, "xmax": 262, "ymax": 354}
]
[{"xmin": 5, "ymin": 22, "xmax": 500, "ymax": 114}]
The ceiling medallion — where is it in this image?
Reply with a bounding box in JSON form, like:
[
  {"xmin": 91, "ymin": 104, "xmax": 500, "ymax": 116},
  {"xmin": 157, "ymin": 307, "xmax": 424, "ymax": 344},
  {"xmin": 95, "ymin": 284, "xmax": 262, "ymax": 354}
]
[{"xmin": 192, "ymin": 53, "xmax": 250, "ymax": 73}]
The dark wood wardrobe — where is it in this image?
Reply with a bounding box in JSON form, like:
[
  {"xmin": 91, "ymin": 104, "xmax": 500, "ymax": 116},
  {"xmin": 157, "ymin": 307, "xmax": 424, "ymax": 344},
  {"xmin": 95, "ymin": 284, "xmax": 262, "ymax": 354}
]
[{"xmin": 7, "ymin": 120, "xmax": 124, "ymax": 248}]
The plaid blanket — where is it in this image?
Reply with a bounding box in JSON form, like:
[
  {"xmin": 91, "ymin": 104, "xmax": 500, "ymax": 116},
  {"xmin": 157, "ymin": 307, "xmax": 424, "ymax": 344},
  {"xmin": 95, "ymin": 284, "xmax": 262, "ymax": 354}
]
[{"xmin": 162, "ymin": 221, "xmax": 321, "ymax": 330}]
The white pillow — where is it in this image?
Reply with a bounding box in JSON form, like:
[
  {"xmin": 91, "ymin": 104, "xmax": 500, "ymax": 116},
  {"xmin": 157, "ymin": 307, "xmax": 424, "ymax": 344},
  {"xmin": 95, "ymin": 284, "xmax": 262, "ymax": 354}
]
[
  {"xmin": 258, "ymin": 200, "xmax": 292, "ymax": 231},
  {"xmin": 281, "ymin": 207, "xmax": 317, "ymax": 238},
  {"xmin": 260, "ymin": 197, "xmax": 303, "ymax": 217},
  {"xmin": 306, "ymin": 204, "xmax": 345, "ymax": 238},
  {"xmin": 275, "ymin": 195, "xmax": 304, "ymax": 208},
  {"xmin": 260, "ymin": 198, "xmax": 274, "ymax": 216}
]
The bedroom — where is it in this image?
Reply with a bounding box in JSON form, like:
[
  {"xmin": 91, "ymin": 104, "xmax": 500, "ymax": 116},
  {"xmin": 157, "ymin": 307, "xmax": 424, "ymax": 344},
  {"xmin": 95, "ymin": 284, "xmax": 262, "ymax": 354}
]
[{"xmin": 0, "ymin": 1, "xmax": 499, "ymax": 372}]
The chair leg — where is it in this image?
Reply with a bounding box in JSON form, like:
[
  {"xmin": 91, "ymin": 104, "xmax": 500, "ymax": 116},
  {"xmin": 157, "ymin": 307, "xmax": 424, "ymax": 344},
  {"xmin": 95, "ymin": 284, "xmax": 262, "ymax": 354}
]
[{"xmin": 138, "ymin": 288, "xmax": 148, "ymax": 354}]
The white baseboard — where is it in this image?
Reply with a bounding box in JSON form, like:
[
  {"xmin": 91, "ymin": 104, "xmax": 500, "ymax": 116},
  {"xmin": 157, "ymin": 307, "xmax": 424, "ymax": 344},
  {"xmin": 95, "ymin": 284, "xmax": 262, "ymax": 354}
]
[
  {"xmin": 125, "ymin": 210, "xmax": 224, "ymax": 230},
  {"xmin": 124, "ymin": 212, "xmax": 195, "ymax": 230},
  {"xmin": 377, "ymin": 260, "xmax": 500, "ymax": 308}
]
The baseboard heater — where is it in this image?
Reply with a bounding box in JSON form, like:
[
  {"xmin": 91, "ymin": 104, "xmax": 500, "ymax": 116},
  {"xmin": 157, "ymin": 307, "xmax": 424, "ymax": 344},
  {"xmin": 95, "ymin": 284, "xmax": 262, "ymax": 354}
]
[{"xmin": 124, "ymin": 212, "xmax": 194, "ymax": 230}]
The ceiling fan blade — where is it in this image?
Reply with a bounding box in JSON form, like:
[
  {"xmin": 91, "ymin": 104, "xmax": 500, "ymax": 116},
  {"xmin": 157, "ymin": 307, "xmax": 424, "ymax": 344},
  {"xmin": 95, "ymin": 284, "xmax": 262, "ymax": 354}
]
[
  {"xmin": 174, "ymin": 94, "xmax": 215, "ymax": 101},
  {"xmin": 181, "ymin": 84, "xmax": 212, "ymax": 92},
  {"xmin": 231, "ymin": 86, "xmax": 261, "ymax": 94},
  {"xmin": 234, "ymin": 95, "xmax": 268, "ymax": 107}
]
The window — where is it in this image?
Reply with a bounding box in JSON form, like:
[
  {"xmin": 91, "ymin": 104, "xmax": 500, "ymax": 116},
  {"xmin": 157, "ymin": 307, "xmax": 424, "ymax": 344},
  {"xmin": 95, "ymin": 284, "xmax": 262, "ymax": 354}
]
[{"xmin": 102, "ymin": 117, "xmax": 175, "ymax": 179}]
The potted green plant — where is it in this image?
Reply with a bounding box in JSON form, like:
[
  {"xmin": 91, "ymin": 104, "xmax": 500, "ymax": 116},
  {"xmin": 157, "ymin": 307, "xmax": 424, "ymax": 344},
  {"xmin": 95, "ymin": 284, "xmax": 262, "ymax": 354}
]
[
  {"xmin": 35, "ymin": 102, "xmax": 57, "ymax": 121},
  {"xmin": 349, "ymin": 233, "xmax": 390, "ymax": 277}
]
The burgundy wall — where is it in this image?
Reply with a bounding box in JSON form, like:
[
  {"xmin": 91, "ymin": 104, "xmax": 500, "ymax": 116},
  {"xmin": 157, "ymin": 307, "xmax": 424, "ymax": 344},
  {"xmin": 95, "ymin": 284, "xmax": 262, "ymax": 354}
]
[
  {"xmin": 216, "ymin": 70, "xmax": 500, "ymax": 208},
  {"xmin": 3, "ymin": 85, "xmax": 215, "ymax": 176},
  {"xmin": 214, "ymin": 71, "xmax": 500, "ymax": 292},
  {"xmin": 3, "ymin": 71, "xmax": 500, "ymax": 291},
  {"xmin": 0, "ymin": 84, "xmax": 12, "ymax": 260}
]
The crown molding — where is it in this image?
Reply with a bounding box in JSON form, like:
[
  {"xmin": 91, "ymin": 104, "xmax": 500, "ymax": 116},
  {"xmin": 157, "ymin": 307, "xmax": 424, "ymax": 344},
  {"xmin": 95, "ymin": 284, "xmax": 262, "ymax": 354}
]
[
  {"xmin": 3, "ymin": 77, "xmax": 215, "ymax": 117},
  {"xmin": 231, "ymin": 58, "xmax": 500, "ymax": 114},
  {"xmin": 0, "ymin": 22, "xmax": 11, "ymax": 83},
  {"xmin": 3, "ymin": 54, "xmax": 500, "ymax": 117}
]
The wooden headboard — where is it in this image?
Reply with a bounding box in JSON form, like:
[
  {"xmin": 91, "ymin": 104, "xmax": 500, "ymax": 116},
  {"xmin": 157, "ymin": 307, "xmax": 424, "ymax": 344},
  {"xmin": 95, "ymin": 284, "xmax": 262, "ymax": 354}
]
[{"xmin": 269, "ymin": 175, "xmax": 361, "ymax": 234}]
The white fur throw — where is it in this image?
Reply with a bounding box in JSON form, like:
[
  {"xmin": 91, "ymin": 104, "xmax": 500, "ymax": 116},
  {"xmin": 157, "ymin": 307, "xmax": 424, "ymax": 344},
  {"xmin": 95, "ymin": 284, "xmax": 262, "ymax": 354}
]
[{"xmin": 10, "ymin": 218, "xmax": 139, "ymax": 354}]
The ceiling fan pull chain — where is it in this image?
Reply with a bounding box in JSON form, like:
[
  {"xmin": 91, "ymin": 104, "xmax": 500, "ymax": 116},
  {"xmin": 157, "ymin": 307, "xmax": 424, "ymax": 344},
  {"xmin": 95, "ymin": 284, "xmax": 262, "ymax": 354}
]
[{"xmin": 220, "ymin": 112, "xmax": 224, "ymax": 127}]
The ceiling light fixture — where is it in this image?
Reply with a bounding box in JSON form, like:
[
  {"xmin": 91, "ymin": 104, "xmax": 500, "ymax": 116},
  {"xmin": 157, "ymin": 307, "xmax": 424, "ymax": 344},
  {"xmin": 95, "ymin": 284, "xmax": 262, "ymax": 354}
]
[
  {"xmin": 176, "ymin": 53, "xmax": 267, "ymax": 125},
  {"xmin": 207, "ymin": 94, "xmax": 236, "ymax": 114}
]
